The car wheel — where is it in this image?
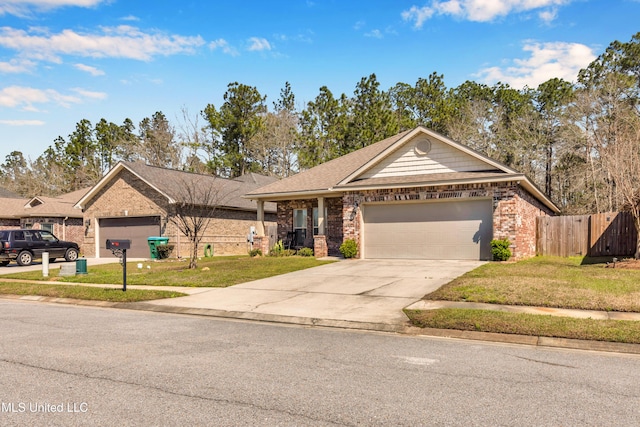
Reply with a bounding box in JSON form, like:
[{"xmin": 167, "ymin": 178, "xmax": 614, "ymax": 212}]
[
  {"xmin": 0, "ymin": 260, "xmax": 9, "ymax": 266},
  {"xmin": 65, "ymin": 248, "xmax": 79, "ymax": 262},
  {"xmin": 16, "ymin": 251, "xmax": 33, "ymax": 266}
]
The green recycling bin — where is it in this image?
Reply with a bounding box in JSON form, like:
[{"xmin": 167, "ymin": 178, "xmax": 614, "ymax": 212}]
[
  {"xmin": 75, "ymin": 258, "xmax": 87, "ymax": 275},
  {"xmin": 147, "ymin": 236, "xmax": 169, "ymax": 259}
]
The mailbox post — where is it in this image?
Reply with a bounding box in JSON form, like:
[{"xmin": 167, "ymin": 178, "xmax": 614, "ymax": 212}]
[{"xmin": 106, "ymin": 239, "xmax": 131, "ymax": 291}]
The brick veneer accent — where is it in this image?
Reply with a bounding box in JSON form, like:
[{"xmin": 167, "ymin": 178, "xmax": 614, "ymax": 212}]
[
  {"xmin": 313, "ymin": 235, "xmax": 328, "ymax": 258},
  {"xmin": 82, "ymin": 169, "xmax": 275, "ymax": 258},
  {"xmin": 341, "ymin": 181, "xmax": 553, "ymax": 260},
  {"xmin": 276, "ymin": 198, "xmax": 343, "ymax": 256}
]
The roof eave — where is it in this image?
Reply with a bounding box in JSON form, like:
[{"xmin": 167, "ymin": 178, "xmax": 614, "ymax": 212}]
[
  {"xmin": 334, "ymin": 174, "xmax": 526, "ymax": 192},
  {"xmin": 243, "ymin": 189, "xmax": 338, "ymax": 202},
  {"xmin": 74, "ymin": 161, "xmax": 175, "ymax": 209}
]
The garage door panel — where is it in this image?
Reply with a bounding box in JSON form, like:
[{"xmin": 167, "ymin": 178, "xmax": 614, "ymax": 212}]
[
  {"xmin": 99, "ymin": 217, "xmax": 161, "ymax": 258},
  {"xmin": 363, "ymin": 200, "xmax": 492, "ymax": 260}
]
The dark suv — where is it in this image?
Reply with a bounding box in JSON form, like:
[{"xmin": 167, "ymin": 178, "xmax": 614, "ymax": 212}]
[{"xmin": 0, "ymin": 229, "xmax": 80, "ymax": 266}]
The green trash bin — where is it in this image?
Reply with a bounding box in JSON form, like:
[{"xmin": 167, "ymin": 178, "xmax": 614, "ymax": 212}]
[
  {"xmin": 75, "ymin": 258, "xmax": 87, "ymax": 275},
  {"xmin": 147, "ymin": 236, "xmax": 169, "ymax": 259}
]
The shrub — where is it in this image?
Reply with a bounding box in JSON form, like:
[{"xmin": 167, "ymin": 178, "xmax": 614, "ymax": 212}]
[
  {"xmin": 339, "ymin": 239, "xmax": 358, "ymax": 259},
  {"xmin": 297, "ymin": 247, "xmax": 314, "ymax": 257},
  {"xmin": 156, "ymin": 244, "xmax": 175, "ymax": 260},
  {"xmin": 249, "ymin": 249, "xmax": 262, "ymax": 257},
  {"xmin": 491, "ymin": 238, "xmax": 512, "ymax": 261},
  {"xmin": 269, "ymin": 240, "xmax": 296, "ymax": 257}
]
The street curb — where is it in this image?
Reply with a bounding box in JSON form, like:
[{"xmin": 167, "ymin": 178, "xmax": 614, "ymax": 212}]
[
  {"xmin": 3, "ymin": 294, "xmax": 640, "ymax": 355},
  {"xmin": 403, "ymin": 326, "xmax": 640, "ymax": 355}
]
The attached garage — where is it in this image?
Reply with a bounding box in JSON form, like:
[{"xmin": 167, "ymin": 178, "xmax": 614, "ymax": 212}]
[
  {"xmin": 362, "ymin": 199, "xmax": 493, "ymax": 260},
  {"xmin": 99, "ymin": 216, "xmax": 161, "ymax": 258}
]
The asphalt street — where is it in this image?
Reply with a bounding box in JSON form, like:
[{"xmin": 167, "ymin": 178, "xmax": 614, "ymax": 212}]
[{"xmin": 1, "ymin": 300, "xmax": 639, "ymax": 426}]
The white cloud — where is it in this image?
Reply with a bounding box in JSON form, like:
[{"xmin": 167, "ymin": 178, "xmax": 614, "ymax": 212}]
[
  {"xmin": 0, "ymin": 119, "xmax": 45, "ymax": 126},
  {"xmin": 120, "ymin": 15, "xmax": 140, "ymax": 22},
  {"xmin": 475, "ymin": 41, "xmax": 597, "ymax": 88},
  {"xmin": 365, "ymin": 29, "xmax": 383, "ymax": 39},
  {"xmin": 73, "ymin": 63, "xmax": 104, "ymax": 76},
  {"xmin": 247, "ymin": 37, "xmax": 271, "ymax": 52},
  {"xmin": 0, "ymin": 26, "xmax": 206, "ymax": 62},
  {"xmin": 402, "ymin": 0, "xmax": 572, "ymax": 27},
  {"xmin": 0, "ymin": 58, "xmax": 36, "ymax": 73},
  {"xmin": 209, "ymin": 38, "xmax": 239, "ymax": 56},
  {"xmin": 0, "ymin": 0, "xmax": 105, "ymax": 17},
  {"xmin": 0, "ymin": 85, "xmax": 104, "ymax": 111},
  {"xmin": 71, "ymin": 87, "xmax": 107, "ymax": 99}
]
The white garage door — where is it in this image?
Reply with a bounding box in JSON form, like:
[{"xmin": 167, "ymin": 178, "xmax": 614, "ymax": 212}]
[
  {"xmin": 99, "ymin": 216, "xmax": 161, "ymax": 258},
  {"xmin": 363, "ymin": 199, "xmax": 493, "ymax": 260}
]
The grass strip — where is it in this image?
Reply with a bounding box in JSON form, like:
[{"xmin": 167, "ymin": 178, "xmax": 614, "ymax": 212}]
[
  {"xmin": 405, "ymin": 308, "xmax": 640, "ymax": 344},
  {"xmin": 2, "ymin": 256, "xmax": 334, "ymax": 287},
  {"xmin": 0, "ymin": 282, "xmax": 187, "ymax": 302},
  {"xmin": 426, "ymin": 256, "xmax": 640, "ymax": 312}
]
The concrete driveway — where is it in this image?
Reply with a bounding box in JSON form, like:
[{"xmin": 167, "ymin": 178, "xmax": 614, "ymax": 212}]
[{"xmin": 146, "ymin": 259, "xmax": 484, "ymax": 330}]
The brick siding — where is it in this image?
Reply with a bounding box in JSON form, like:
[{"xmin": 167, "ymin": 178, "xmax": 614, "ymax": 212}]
[
  {"xmin": 82, "ymin": 169, "xmax": 275, "ymax": 258},
  {"xmin": 341, "ymin": 182, "xmax": 552, "ymax": 260},
  {"xmin": 276, "ymin": 198, "xmax": 343, "ymax": 256}
]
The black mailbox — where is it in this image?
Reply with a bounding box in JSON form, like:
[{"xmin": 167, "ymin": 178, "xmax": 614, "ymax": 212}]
[{"xmin": 106, "ymin": 239, "xmax": 131, "ymax": 250}]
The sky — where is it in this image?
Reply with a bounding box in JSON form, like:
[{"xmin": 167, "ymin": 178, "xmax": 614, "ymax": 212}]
[{"xmin": 1, "ymin": 0, "xmax": 639, "ymax": 162}]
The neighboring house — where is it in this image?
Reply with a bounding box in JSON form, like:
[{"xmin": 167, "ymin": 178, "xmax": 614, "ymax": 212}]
[
  {"xmin": 0, "ymin": 188, "xmax": 87, "ymax": 245},
  {"xmin": 246, "ymin": 126, "xmax": 560, "ymax": 260},
  {"xmin": 74, "ymin": 161, "xmax": 278, "ymax": 259}
]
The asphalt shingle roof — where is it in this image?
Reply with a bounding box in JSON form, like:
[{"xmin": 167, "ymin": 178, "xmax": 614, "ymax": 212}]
[
  {"xmin": 246, "ymin": 130, "xmax": 413, "ymax": 197},
  {"xmin": 121, "ymin": 162, "xmax": 278, "ymax": 213}
]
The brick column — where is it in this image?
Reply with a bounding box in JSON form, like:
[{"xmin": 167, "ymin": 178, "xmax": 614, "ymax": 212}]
[
  {"xmin": 313, "ymin": 235, "xmax": 328, "ymax": 258},
  {"xmin": 253, "ymin": 235, "xmax": 270, "ymax": 255}
]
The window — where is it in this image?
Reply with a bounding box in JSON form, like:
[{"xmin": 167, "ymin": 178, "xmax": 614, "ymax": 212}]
[
  {"xmin": 313, "ymin": 207, "xmax": 328, "ymax": 235},
  {"xmin": 293, "ymin": 209, "xmax": 307, "ymax": 231},
  {"xmin": 41, "ymin": 223, "xmax": 53, "ymax": 233}
]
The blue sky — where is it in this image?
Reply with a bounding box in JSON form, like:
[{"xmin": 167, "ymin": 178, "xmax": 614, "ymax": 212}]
[{"xmin": 1, "ymin": 0, "xmax": 639, "ymax": 161}]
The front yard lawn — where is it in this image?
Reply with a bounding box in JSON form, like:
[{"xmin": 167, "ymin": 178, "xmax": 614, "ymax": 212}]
[
  {"xmin": 426, "ymin": 256, "xmax": 640, "ymax": 312},
  {"xmin": 405, "ymin": 256, "xmax": 640, "ymax": 344},
  {"xmin": 0, "ymin": 282, "xmax": 186, "ymax": 303},
  {"xmin": 1, "ymin": 256, "xmax": 334, "ymax": 288}
]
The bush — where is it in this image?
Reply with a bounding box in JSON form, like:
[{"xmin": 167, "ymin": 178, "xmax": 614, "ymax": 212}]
[
  {"xmin": 297, "ymin": 247, "xmax": 314, "ymax": 257},
  {"xmin": 339, "ymin": 239, "xmax": 358, "ymax": 259},
  {"xmin": 269, "ymin": 240, "xmax": 296, "ymax": 257},
  {"xmin": 156, "ymin": 244, "xmax": 175, "ymax": 260},
  {"xmin": 249, "ymin": 249, "xmax": 262, "ymax": 257},
  {"xmin": 491, "ymin": 238, "xmax": 512, "ymax": 261}
]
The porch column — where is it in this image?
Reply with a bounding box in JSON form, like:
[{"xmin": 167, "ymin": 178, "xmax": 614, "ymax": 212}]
[
  {"xmin": 314, "ymin": 197, "xmax": 328, "ymax": 257},
  {"xmin": 317, "ymin": 196, "xmax": 325, "ymax": 235},
  {"xmin": 256, "ymin": 200, "xmax": 265, "ymax": 236}
]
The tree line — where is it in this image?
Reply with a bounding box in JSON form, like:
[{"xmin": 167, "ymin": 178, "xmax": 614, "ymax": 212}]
[{"xmin": 2, "ymin": 32, "xmax": 640, "ymax": 220}]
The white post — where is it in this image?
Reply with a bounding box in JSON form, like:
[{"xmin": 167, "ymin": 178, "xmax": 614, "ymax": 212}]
[
  {"xmin": 42, "ymin": 252, "xmax": 49, "ymax": 277},
  {"xmin": 317, "ymin": 197, "xmax": 325, "ymax": 235},
  {"xmin": 256, "ymin": 200, "xmax": 265, "ymax": 236}
]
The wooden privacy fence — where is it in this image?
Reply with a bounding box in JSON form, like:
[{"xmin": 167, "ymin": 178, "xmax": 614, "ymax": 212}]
[{"xmin": 537, "ymin": 212, "xmax": 637, "ymax": 257}]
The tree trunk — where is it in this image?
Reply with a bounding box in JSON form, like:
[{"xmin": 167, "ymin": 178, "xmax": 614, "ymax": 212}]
[
  {"xmin": 634, "ymin": 213, "xmax": 640, "ymax": 260},
  {"xmin": 189, "ymin": 241, "xmax": 199, "ymax": 269}
]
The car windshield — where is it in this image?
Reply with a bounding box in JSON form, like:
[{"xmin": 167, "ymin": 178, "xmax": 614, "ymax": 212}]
[{"xmin": 39, "ymin": 231, "xmax": 58, "ymax": 242}]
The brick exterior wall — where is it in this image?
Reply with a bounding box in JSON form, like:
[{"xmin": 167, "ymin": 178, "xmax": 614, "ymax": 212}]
[
  {"xmin": 340, "ymin": 182, "xmax": 553, "ymax": 260},
  {"xmin": 276, "ymin": 198, "xmax": 343, "ymax": 256},
  {"xmin": 82, "ymin": 169, "xmax": 275, "ymax": 258},
  {"xmin": 0, "ymin": 219, "xmax": 20, "ymax": 230}
]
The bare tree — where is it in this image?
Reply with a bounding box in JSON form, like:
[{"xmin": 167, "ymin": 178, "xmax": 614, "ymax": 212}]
[
  {"xmin": 166, "ymin": 176, "xmax": 226, "ymax": 269},
  {"xmin": 599, "ymin": 102, "xmax": 640, "ymax": 258}
]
